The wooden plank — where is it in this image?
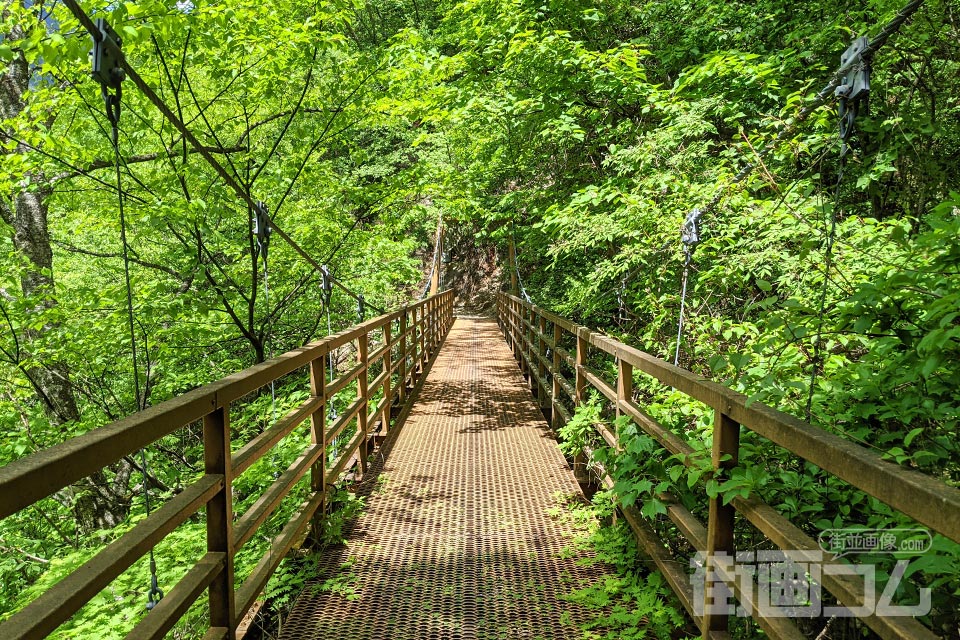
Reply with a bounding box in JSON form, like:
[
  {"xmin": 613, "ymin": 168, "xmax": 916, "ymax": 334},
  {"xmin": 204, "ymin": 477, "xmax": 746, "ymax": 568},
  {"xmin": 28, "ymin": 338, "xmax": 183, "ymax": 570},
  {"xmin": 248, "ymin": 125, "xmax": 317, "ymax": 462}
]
[
  {"xmin": 554, "ymin": 372, "xmax": 576, "ymax": 403},
  {"xmin": 0, "ymin": 475, "xmax": 222, "ymax": 640},
  {"xmin": 595, "ymin": 421, "xmax": 618, "ymax": 449},
  {"xmin": 369, "ymin": 368, "xmax": 389, "ymax": 394},
  {"xmin": 663, "ymin": 497, "xmax": 707, "ymax": 550},
  {"xmin": 232, "ymin": 398, "xmax": 321, "ymax": 476},
  {"xmin": 368, "ymin": 398, "xmax": 388, "ymax": 433},
  {"xmin": 554, "ymin": 345, "xmax": 575, "ymax": 368},
  {"xmin": 124, "ymin": 552, "xmax": 225, "ymax": 640},
  {"xmin": 235, "ymin": 491, "xmax": 325, "ymax": 621},
  {"xmin": 368, "ymin": 343, "xmax": 389, "ymax": 365},
  {"xmin": 233, "ymin": 445, "xmax": 323, "ymax": 551}
]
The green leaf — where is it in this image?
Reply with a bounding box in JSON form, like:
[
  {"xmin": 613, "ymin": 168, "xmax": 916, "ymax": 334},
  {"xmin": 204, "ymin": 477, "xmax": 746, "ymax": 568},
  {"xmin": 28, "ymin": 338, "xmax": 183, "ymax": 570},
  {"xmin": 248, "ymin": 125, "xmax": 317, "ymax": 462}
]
[{"xmin": 904, "ymin": 428, "xmax": 923, "ymax": 447}]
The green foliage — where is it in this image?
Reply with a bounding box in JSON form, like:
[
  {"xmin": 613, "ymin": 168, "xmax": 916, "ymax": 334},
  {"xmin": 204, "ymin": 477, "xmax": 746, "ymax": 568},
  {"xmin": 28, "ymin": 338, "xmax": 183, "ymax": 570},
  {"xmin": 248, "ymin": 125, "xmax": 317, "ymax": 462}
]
[
  {"xmin": 555, "ymin": 493, "xmax": 691, "ymax": 639},
  {"xmin": 3, "ymin": 0, "xmax": 960, "ymax": 635},
  {"xmin": 315, "ymin": 487, "xmax": 366, "ymax": 549}
]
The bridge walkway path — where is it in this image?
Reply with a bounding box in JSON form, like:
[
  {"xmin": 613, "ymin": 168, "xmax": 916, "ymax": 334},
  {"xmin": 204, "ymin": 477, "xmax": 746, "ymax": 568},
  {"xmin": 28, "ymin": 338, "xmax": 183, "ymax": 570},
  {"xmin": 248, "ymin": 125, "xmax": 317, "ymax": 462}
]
[{"xmin": 279, "ymin": 316, "xmax": 609, "ymax": 640}]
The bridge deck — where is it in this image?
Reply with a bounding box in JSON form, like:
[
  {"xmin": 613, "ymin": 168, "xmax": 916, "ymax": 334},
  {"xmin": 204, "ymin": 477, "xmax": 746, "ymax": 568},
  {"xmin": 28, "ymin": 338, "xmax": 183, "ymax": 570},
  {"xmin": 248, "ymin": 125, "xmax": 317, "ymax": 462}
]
[{"xmin": 280, "ymin": 316, "xmax": 606, "ymax": 640}]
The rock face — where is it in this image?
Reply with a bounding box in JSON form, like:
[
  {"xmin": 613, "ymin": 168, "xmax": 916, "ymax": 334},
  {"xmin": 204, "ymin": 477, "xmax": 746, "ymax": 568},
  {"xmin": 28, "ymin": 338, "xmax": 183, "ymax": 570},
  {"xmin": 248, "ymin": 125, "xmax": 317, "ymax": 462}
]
[{"xmin": 440, "ymin": 229, "xmax": 503, "ymax": 316}]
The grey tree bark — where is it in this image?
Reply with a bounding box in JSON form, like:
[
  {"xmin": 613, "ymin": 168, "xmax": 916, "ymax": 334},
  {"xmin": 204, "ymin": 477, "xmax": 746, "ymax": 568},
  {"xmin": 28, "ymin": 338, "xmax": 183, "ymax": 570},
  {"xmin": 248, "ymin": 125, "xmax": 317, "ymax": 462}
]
[{"xmin": 1, "ymin": 7, "xmax": 131, "ymax": 531}]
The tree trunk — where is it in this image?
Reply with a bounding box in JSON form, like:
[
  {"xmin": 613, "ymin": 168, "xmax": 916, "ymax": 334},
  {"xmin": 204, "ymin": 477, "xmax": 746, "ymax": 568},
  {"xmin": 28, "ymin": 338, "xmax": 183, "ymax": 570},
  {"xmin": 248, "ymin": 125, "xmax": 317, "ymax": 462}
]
[{"xmin": 1, "ymin": 7, "xmax": 130, "ymax": 531}]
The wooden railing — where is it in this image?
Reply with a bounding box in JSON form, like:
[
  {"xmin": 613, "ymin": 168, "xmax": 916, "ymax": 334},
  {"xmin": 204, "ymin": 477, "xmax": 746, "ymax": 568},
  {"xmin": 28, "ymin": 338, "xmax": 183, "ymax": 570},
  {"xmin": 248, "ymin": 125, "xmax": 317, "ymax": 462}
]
[
  {"xmin": 0, "ymin": 290, "xmax": 454, "ymax": 640},
  {"xmin": 497, "ymin": 292, "xmax": 960, "ymax": 640}
]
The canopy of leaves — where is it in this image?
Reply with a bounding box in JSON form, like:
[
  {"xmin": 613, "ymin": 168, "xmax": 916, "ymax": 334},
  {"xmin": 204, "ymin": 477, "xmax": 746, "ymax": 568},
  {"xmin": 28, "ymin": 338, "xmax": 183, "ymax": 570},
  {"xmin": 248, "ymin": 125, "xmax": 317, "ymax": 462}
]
[{"xmin": 2, "ymin": 0, "xmax": 959, "ymax": 636}]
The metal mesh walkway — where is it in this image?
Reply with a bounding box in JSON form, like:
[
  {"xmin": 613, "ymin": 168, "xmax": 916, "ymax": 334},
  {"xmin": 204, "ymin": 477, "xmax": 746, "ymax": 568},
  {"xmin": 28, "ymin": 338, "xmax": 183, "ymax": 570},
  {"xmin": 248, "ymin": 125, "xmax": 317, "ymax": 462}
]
[{"xmin": 280, "ymin": 316, "xmax": 606, "ymax": 640}]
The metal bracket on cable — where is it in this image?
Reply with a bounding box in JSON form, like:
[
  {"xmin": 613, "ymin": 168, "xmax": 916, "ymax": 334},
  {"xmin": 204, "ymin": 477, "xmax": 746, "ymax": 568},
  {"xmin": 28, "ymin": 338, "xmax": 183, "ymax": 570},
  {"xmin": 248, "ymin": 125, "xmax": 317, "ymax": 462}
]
[
  {"xmin": 321, "ymin": 264, "xmax": 333, "ymax": 307},
  {"xmin": 146, "ymin": 557, "xmax": 163, "ymax": 610},
  {"xmin": 834, "ymin": 36, "xmax": 871, "ymax": 157},
  {"xmin": 90, "ymin": 18, "xmax": 125, "ymax": 127},
  {"xmin": 253, "ymin": 201, "xmax": 272, "ymax": 263},
  {"xmin": 681, "ymin": 207, "xmax": 703, "ymax": 260}
]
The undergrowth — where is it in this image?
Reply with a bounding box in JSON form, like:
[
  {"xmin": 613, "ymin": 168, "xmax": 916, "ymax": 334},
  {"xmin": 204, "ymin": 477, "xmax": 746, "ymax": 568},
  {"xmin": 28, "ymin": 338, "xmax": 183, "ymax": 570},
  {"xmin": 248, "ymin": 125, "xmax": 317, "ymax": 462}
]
[{"xmin": 552, "ymin": 492, "xmax": 694, "ymax": 640}]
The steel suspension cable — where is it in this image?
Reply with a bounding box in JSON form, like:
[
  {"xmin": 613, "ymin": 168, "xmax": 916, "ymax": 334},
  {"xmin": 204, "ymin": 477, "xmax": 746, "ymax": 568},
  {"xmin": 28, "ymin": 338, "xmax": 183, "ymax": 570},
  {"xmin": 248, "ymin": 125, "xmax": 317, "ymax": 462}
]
[
  {"xmin": 805, "ymin": 157, "xmax": 846, "ymax": 422},
  {"xmin": 671, "ymin": 0, "xmax": 925, "ymax": 366},
  {"xmin": 697, "ymin": 0, "xmax": 926, "ymax": 219},
  {"xmin": 104, "ymin": 73, "xmax": 164, "ymax": 612},
  {"xmin": 61, "ymin": 0, "xmax": 386, "ymax": 315}
]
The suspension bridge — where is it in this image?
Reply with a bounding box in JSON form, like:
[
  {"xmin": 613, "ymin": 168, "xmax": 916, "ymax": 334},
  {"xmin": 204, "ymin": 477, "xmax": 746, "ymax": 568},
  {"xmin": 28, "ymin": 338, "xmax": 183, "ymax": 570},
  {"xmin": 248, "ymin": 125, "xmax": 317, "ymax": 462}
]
[
  {"xmin": 1, "ymin": 0, "xmax": 957, "ymax": 638},
  {"xmin": 0, "ymin": 290, "xmax": 958, "ymax": 640}
]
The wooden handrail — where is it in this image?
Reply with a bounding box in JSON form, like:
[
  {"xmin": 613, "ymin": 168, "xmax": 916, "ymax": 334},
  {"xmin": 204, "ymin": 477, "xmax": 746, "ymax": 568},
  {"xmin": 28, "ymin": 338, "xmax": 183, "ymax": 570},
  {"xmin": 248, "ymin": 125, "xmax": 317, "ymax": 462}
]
[
  {"xmin": 0, "ymin": 290, "xmax": 455, "ymax": 640},
  {"xmin": 497, "ymin": 292, "xmax": 958, "ymax": 640}
]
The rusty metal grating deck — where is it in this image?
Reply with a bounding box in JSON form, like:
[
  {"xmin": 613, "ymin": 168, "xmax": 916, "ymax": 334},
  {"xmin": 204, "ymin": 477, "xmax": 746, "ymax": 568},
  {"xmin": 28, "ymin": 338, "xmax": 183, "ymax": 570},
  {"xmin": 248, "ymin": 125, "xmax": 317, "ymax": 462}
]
[{"xmin": 280, "ymin": 316, "xmax": 606, "ymax": 640}]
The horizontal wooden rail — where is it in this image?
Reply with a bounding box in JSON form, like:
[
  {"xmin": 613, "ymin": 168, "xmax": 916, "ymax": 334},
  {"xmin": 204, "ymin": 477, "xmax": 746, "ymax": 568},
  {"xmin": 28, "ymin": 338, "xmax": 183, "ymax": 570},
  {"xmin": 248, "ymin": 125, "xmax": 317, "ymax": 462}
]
[
  {"xmin": 0, "ymin": 290, "xmax": 455, "ymax": 640},
  {"xmin": 497, "ymin": 292, "xmax": 958, "ymax": 640}
]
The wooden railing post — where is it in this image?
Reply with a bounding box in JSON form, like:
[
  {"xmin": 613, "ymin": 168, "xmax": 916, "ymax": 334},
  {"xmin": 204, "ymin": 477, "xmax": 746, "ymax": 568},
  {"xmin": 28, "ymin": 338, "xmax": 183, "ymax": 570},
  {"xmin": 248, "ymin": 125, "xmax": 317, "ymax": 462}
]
[
  {"xmin": 574, "ymin": 329, "xmax": 588, "ymax": 405},
  {"xmin": 204, "ymin": 406, "xmax": 236, "ymax": 639},
  {"xmin": 430, "ymin": 296, "xmax": 438, "ymax": 350},
  {"xmin": 617, "ymin": 359, "xmax": 633, "ymax": 420},
  {"xmin": 358, "ymin": 332, "xmax": 369, "ymax": 475},
  {"xmin": 573, "ymin": 328, "xmax": 590, "ymax": 484},
  {"xmin": 411, "ymin": 307, "xmax": 419, "ymax": 384},
  {"xmin": 445, "ymin": 291, "xmax": 452, "ymax": 332},
  {"xmin": 551, "ymin": 322, "xmax": 562, "ymax": 430},
  {"xmin": 425, "ymin": 298, "xmax": 432, "ymax": 355},
  {"xmin": 537, "ymin": 314, "xmax": 547, "ymax": 409},
  {"xmin": 703, "ymin": 409, "xmax": 741, "ymax": 637},
  {"xmin": 418, "ymin": 304, "xmax": 426, "ymax": 373},
  {"xmin": 513, "ymin": 300, "xmax": 522, "ymax": 365},
  {"xmin": 398, "ymin": 310, "xmax": 408, "ymax": 402},
  {"xmin": 382, "ymin": 322, "xmax": 392, "ymax": 435},
  {"xmin": 505, "ymin": 297, "xmax": 512, "ymax": 350},
  {"xmin": 309, "ymin": 354, "xmax": 327, "ymax": 538},
  {"xmin": 519, "ymin": 303, "xmax": 529, "ymax": 379}
]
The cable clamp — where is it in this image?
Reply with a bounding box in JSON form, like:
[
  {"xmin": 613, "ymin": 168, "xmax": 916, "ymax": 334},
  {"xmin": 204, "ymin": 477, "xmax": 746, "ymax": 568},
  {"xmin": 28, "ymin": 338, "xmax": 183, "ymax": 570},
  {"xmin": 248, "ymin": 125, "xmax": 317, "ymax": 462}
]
[
  {"xmin": 836, "ymin": 36, "xmax": 871, "ymax": 156},
  {"xmin": 252, "ymin": 201, "xmax": 272, "ymax": 261},
  {"xmin": 145, "ymin": 557, "xmax": 164, "ymax": 610},
  {"xmin": 321, "ymin": 264, "xmax": 333, "ymax": 306},
  {"xmin": 681, "ymin": 207, "xmax": 703, "ymax": 259},
  {"xmin": 90, "ymin": 18, "xmax": 125, "ymax": 126}
]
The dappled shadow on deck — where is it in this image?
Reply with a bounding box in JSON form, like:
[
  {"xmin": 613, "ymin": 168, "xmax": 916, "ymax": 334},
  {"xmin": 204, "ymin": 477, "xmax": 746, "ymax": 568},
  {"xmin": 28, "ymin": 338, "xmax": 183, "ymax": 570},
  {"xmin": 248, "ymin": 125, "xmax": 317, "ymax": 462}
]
[{"xmin": 280, "ymin": 317, "xmax": 607, "ymax": 640}]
